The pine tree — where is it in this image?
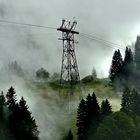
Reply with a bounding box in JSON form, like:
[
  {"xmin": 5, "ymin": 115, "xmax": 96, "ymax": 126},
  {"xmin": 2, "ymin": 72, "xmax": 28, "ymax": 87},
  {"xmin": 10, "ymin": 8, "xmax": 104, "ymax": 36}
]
[
  {"xmin": 0, "ymin": 91, "xmax": 5, "ymax": 106},
  {"xmin": 101, "ymin": 99, "xmax": 112, "ymax": 116},
  {"xmin": 135, "ymin": 36, "xmax": 140, "ymax": 70},
  {"xmin": 131, "ymin": 89, "xmax": 140, "ymax": 116},
  {"xmin": 110, "ymin": 50, "xmax": 118, "ymax": 82},
  {"xmin": 0, "ymin": 91, "xmax": 5, "ymax": 119},
  {"xmin": 109, "ymin": 49, "xmax": 123, "ymax": 83},
  {"xmin": 6, "ymin": 86, "xmax": 17, "ymax": 111},
  {"xmin": 76, "ymin": 98, "xmax": 87, "ymax": 140},
  {"xmin": 86, "ymin": 93, "xmax": 100, "ymax": 138},
  {"xmin": 91, "ymin": 93, "xmax": 100, "ymax": 117},
  {"xmin": 124, "ymin": 47, "xmax": 133, "ymax": 65},
  {"xmin": 123, "ymin": 47, "xmax": 134, "ymax": 78},
  {"xmin": 7, "ymin": 94, "xmax": 39, "ymax": 140},
  {"xmin": 84, "ymin": 93, "xmax": 100, "ymax": 140},
  {"xmin": 86, "ymin": 94, "xmax": 94, "ymax": 121},
  {"xmin": 120, "ymin": 87, "xmax": 132, "ymax": 114},
  {"xmin": 17, "ymin": 97, "xmax": 39, "ymax": 140}
]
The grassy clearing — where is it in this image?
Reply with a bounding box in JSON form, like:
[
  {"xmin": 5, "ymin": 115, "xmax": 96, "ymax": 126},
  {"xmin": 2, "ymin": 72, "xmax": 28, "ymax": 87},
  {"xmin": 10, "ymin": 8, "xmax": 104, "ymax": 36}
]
[{"xmin": 26, "ymin": 78, "xmax": 121, "ymax": 140}]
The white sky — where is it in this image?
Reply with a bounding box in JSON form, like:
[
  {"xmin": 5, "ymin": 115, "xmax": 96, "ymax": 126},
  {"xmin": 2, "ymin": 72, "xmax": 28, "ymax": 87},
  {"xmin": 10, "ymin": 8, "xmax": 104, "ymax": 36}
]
[{"xmin": 0, "ymin": 0, "xmax": 140, "ymax": 78}]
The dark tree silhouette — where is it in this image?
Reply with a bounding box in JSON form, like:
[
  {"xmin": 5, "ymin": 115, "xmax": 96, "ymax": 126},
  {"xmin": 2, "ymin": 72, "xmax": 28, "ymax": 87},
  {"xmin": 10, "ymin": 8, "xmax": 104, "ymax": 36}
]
[
  {"xmin": 135, "ymin": 36, "xmax": 140, "ymax": 70},
  {"xmin": 122, "ymin": 47, "xmax": 134, "ymax": 78},
  {"xmin": 86, "ymin": 94, "xmax": 94, "ymax": 121},
  {"xmin": 101, "ymin": 99, "xmax": 112, "ymax": 116},
  {"xmin": 124, "ymin": 47, "xmax": 134, "ymax": 66},
  {"xmin": 6, "ymin": 86, "xmax": 17, "ymax": 111},
  {"xmin": 91, "ymin": 93, "xmax": 100, "ymax": 117},
  {"xmin": 0, "ymin": 91, "xmax": 5, "ymax": 118},
  {"xmin": 77, "ymin": 93, "xmax": 100, "ymax": 140},
  {"xmin": 109, "ymin": 49, "xmax": 123, "ymax": 83},
  {"xmin": 85, "ymin": 93, "xmax": 100, "ymax": 140},
  {"xmin": 6, "ymin": 87, "xmax": 39, "ymax": 140},
  {"xmin": 76, "ymin": 98, "xmax": 87, "ymax": 140},
  {"xmin": 0, "ymin": 91, "xmax": 5, "ymax": 106},
  {"xmin": 14, "ymin": 97, "xmax": 39, "ymax": 140}
]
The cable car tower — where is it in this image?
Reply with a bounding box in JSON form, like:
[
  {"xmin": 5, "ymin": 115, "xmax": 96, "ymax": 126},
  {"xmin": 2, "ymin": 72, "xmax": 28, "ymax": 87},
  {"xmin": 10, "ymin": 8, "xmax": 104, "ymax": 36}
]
[{"xmin": 57, "ymin": 19, "xmax": 80, "ymax": 88}]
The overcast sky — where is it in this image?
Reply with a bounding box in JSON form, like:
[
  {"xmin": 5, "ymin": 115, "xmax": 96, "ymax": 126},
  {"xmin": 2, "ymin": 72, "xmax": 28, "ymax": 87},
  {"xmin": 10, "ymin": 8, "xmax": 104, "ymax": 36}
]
[{"xmin": 0, "ymin": 0, "xmax": 140, "ymax": 78}]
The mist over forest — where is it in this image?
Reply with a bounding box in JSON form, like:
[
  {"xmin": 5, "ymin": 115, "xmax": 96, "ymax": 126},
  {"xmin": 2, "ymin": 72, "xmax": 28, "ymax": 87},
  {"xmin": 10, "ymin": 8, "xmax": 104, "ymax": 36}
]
[{"xmin": 0, "ymin": 0, "xmax": 140, "ymax": 140}]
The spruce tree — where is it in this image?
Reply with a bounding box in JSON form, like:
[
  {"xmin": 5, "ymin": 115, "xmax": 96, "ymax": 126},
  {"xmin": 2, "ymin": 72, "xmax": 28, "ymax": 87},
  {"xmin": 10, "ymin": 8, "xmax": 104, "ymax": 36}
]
[
  {"xmin": 109, "ymin": 49, "xmax": 123, "ymax": 83},
  {"xmin": 86, "ymin": 94, "xmax": 94, "ymax": 121},
  {"xmin": 120, "ymin": 87, "xmax": 132, "ymax": 114},
  {"xmin": 6, "ymin": 86, "xmax": 17, "ymax": 111},
  {"xmin": 101, "ymin": 99, "xmax": 112, "ymax": 116},
  {"xmin": 84, "ymin": 93, "xmax": 100, "ymax": 125},
  {"xmin": 77, "ymin": 98, "xmax": 87, "ymax": 140},
  {"xmin": 131, "ymin": 89, "xmax": 140, "ymax": 116},
  {"xmin": 90, "ymin": 92, "xmax": 100, "ymax": 117},
  {"xmin": 0, "ymin": 91, "xmax": 5, "ymax": 119},
  {"xmin": 123, "ymin": 47, "xmax": 134, "ymax": 78},
  {"xmin": 110, "ymin": 50, "xmax": 118, "ymax": 82},
  {"xmin": 85, "ymin": 93, "xmax": 100, "ymax": 140},
  {"xmin": 0, "ymin": 91, "xmax": 5, "ymax": 107},
  {"xmin": 6, "ymin": 91, "xmax": 39, "ymax": 140},
  {"xmin": 17, "ymin": 97, "xmax": 39, "ymax": 140},
  {"xmin": 124, "ymin": 47, "xmax": 133, "ymax": 65},
  {"xmin": 135, "ymin": 36, "xmax": 140, "ymax": 70}
]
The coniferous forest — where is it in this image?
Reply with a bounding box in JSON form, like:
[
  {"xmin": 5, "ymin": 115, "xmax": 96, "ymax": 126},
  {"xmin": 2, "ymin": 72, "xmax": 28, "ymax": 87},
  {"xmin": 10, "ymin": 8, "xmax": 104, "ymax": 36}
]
[{"xmin": 0, "ymin": 87, "xmax": 39, "ymax": 140}]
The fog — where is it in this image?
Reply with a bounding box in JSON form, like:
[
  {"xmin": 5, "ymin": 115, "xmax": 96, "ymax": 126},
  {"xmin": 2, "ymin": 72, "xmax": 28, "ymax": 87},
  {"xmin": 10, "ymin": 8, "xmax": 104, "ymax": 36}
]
[
  {"xmin": 0, "ymin": 0, "xmax": 139, "ymax": 139},
  {"xmin": 0, "ymin": 0, "xmax": 139, "ymax": 77}
]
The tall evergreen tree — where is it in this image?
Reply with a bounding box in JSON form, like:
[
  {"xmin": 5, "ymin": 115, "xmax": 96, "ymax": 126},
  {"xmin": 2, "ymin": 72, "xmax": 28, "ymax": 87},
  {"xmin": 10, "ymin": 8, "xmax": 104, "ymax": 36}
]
[
  {"xmin": 90, "ymin": 93, "xmax": 100, "ymax": 117},
  {"xmin": 101, "ymin": 99, "xmax": 112, "ymax": 116},
  {"xmin": 135, "ymin": 36, "xmax": 140, "ymax": 70},
  {"xmin": 0, "ymin": 91, "xmax": 5, "ymax": 119},
  {"xmin": 124, "ymin": 47, "xmax": 133, "ymax": 65},
  {"xmin": 120, "ymin": 87, "xmax": 132, "ymax": 114},
  {"xmin": 0, "ymin": 91, "xmax": 5, "ymax": 106},
  {"xmin": 77, "ymin": 98, "xmax": 87, "ymax": 140},
  {"xmin": 86, "ymin": 94, "xmax": 94, "ymax": 121},
  {"xmin": 131, "ymin": 89, "xmax": 140, "ymax": 116},
  {"xmin": 109, "ymin": 49, "xmax": 123, "ymax": 83},
  {"xmin": 16, "ymin": 97, "xmax": 39, "ymax": 140},
  {"xmin": 6, "ymin": 86, "xmax": 17, "ymax": 111},
  {"xmin": 110, "ymin": 50, "xmax": 118, "ymax": 82},
  {"xmin": 6, "ymin": 89, "xmax": 39, "ymax": 140},
  {"xmin": 123, "ymin": 47, "xmax": 134, "ymax": 78},
  {"xmin": 85, "ymin": 93, "xmax": 100, "ymax": 125},
  {"xmin": 85, "ymin": 93, "xmax": 100, "ymax": 140}
]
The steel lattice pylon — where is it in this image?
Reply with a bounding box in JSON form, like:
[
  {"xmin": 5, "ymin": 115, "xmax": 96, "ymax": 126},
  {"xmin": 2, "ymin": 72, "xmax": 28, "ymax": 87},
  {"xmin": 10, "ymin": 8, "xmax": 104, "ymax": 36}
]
[{"xmin": 57, "ymin": 19, "xmax": 80, "ymax": 86}]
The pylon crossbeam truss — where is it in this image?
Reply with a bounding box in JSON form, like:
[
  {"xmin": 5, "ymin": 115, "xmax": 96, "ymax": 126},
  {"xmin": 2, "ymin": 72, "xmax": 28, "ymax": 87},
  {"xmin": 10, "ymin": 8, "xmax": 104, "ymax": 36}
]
[{"xmin": 57, "ymin": 19, "xmax": 80, "ymax": 85}]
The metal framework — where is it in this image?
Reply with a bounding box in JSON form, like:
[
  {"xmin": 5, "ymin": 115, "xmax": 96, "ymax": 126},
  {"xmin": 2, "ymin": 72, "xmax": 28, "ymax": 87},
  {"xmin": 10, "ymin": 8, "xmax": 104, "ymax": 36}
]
[{"xmin": 57, "ymin": 19, "xmax": 80, "ymax": 86}]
